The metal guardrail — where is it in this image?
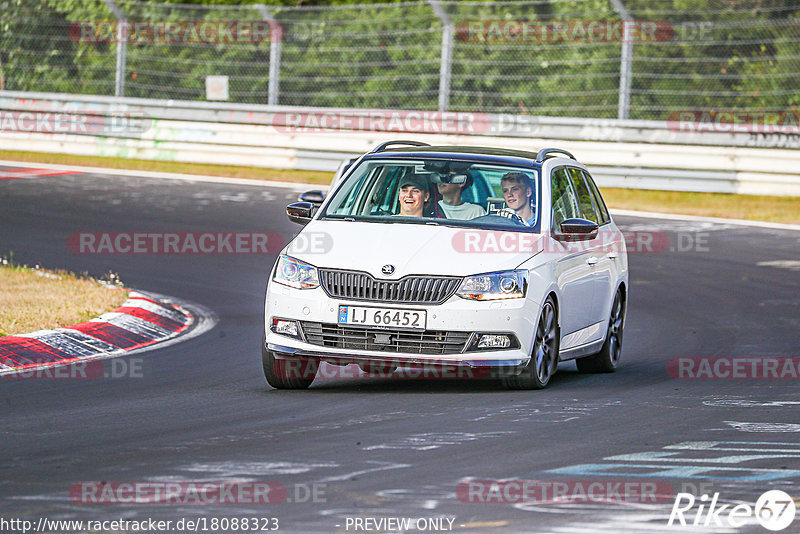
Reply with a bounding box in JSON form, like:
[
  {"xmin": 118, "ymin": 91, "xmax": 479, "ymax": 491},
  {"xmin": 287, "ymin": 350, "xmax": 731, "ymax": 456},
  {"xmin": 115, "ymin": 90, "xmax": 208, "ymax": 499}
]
[{"xmin": 0, "ymin": 91, "xmax": 798, "ymax": 196}]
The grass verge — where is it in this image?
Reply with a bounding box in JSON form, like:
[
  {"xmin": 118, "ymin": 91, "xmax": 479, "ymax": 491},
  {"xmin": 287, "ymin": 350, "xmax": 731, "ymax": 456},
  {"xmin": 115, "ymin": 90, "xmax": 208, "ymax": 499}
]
[
  {"xmin": 601, "ymin": 188, "xmax": 800, "ymax": 225},
  {"xmin": 0, "ymin": 149, "xmax": 333, "ymax": 185},
  {"xmin": 0, "ymin": 258, "xmax": 127, "ymax": 337},
  {"xmin": 1, "ymin": 149, "xmax": 799, "ymax": 224}
]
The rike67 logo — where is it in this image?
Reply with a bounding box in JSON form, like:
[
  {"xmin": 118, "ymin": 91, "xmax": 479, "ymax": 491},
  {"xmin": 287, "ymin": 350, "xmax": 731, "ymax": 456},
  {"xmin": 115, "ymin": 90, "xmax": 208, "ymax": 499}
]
[{"xmin": 669, "ymin": 490, "xmax": 796, "ymax": 531}]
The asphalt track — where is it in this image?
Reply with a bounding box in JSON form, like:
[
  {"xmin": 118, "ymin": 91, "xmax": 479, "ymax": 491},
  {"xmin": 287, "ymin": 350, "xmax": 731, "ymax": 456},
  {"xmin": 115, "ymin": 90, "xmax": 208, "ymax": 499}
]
[{"xmin": 1, "ymin": 166, "xmax": 799, "ymax": 533}]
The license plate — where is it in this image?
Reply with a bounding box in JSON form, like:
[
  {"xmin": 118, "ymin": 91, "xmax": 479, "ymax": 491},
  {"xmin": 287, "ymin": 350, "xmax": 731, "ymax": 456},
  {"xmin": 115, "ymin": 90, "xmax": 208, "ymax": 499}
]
[{"xmin": 338, "ymin": 305, "xmax": 426, "ymax": 330}]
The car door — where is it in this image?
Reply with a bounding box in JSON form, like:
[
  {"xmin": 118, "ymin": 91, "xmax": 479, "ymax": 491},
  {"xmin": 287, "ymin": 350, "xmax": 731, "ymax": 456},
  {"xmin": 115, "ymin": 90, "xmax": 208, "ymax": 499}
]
[
  {"xmin": 565, "ymin": 167, "xmax": 613, "ymax": 332},
  {"xmin": 549, "ymin": 167, "xmax": 599, "ymax": 347},
  {"xmin": 581, "ymin": 169, "xmax": 619, "ymax": 324}
]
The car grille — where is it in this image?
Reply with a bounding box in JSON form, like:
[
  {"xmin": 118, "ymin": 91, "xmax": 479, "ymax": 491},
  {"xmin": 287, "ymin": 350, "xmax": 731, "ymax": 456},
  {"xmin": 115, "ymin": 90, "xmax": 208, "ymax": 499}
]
[
  {"xmin": 300, "ymin": 322, "xmax": 471, "ymax": 355},
  {"xmin": 318, "ymin": 269, "xmax": 462, "ymax": 304}
]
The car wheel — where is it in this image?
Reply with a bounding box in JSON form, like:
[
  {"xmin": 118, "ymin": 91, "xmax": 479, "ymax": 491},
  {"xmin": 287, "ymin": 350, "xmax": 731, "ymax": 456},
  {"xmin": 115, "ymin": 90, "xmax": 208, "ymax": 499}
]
[
  {"xmin": 503, "ymin": 297, "xmax": 559, "ymax": 390},
  {"xmin": 576, "ymin": 289, "xmax": 625, "ymax": 374},
  {"xmin": 262, "ymin": 332, "xmax": 317, "ymax": 389}
]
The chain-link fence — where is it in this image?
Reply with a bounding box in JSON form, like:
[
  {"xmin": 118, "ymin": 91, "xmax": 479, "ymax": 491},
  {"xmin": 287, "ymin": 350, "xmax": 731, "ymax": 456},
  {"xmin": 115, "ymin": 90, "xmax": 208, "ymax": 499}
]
[{"xmin": 1, "ymin": 0, "xmax": 798, "ymax": 120}]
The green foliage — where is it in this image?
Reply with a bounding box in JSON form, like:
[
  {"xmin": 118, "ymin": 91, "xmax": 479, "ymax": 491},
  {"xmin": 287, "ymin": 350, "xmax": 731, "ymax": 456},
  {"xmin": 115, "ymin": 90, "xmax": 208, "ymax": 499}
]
[{"xmin": 0, "ymin": 0, "xmax": 798, "ymax": 118}]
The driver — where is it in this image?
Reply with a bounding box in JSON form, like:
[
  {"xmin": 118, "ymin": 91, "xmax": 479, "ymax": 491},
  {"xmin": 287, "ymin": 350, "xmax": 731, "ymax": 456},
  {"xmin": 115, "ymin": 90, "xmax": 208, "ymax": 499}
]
[
  {"xmin": 397, "ymin": 174, "xmax": 430, "ymax": 217},
  {"xmin": 501, "ymin": 172, "xmax": 536, "ymax": 226}
]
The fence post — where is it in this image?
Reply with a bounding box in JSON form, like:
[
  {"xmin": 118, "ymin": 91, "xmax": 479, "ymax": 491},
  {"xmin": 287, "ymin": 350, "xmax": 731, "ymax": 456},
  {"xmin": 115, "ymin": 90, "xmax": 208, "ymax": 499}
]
[
  {"xmin": 255, "ymin": 5, "xmax": 282, "ymax": 106},
  {"xmin": 609, "ymin": 0, "xmax": 632, "ymax": 120},
  {"xmin": 428, "ymin": 0, "xmax": 452, "ymax": 112},
  {"xmin": 102, "ymin": 0, "xmax": 126, "ymax": 98}
]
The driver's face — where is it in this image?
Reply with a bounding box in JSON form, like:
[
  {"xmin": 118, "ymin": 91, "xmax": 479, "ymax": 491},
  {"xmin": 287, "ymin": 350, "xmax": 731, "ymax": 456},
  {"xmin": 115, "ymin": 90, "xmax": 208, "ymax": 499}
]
[
  {"xmin": 502, "ymin": 181, "xmax": 532, "ymax": 211},
  {"xmin": 398, "ymin": 185, "xmax": 429, "ymax": 216}
]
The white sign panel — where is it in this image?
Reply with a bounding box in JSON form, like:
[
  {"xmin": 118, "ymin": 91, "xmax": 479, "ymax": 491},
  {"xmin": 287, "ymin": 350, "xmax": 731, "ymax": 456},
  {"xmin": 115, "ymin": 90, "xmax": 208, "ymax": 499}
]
[{"xmin": 205, "ymin": 75, "xmax": 229, "ymax": 101}]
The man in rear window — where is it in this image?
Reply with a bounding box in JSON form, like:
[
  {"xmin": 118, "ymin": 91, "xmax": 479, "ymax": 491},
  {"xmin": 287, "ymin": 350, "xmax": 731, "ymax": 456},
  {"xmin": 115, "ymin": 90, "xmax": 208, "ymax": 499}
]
[{"xmin": 437, "ymin": 174, "xmax": 486, "ymax": 220}]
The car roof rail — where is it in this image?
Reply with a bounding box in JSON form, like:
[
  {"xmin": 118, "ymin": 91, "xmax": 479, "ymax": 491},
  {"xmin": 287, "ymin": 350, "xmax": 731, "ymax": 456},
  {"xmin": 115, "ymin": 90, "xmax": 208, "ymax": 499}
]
[
  {"xmin": 536, "ymin": 148, "xmax": 576, "ymax": 162},
  {"xmin": 370, "ymin": 140, "xmax": 431, "ymax": 153}
]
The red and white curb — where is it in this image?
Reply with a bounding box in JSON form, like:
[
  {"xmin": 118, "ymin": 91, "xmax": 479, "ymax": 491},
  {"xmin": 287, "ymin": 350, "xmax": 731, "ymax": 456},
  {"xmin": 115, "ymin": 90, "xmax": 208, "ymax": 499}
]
[
  {"xmin": 0, "ymin": 291, "xmax": 213, "ymax": 375},
  {"xmin": 0, "ymin": 167, "xmax": 77, "ymax": 181}
]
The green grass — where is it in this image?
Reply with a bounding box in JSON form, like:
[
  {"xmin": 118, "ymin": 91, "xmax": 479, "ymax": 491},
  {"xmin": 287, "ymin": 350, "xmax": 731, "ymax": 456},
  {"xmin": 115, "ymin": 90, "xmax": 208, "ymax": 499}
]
[
  {"xmin": 1, "ymin": 149, "xmax": 799, "ymax": 224},
  {"xmin": 0, "ymin": 150, "xmax": 333, "ymax": 185},
  {"xmin": 601, "ymin": 188, "xmax": 800, "ymax": 225},
  {"xmin": 0, "ymin": 256, "xmax": 126, "ymax": 337}
]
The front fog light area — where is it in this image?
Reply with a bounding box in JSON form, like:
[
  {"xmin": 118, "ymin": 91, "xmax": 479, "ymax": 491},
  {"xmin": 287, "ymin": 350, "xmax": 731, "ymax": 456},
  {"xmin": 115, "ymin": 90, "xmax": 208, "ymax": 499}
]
[
  {"xmin": 272, "ymin": 317, "xmax": 300, "ymax": 338},
  {"xmin": 468, "ymin": 333, "xmax": 520, "ymax": 351}
]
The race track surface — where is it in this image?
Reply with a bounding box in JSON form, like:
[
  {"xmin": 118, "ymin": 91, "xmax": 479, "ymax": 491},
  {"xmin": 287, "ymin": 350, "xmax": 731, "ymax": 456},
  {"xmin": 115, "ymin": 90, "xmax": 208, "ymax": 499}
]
[{"xmin": 1, "ymin": 167, "xmax": 799, "ymax": 533}]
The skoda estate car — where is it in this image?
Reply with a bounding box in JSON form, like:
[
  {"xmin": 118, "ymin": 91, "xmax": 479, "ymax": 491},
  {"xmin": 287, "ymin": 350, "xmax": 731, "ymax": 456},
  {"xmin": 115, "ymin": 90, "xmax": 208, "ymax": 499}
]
[{"xmin": 263, "ymin": 142, "xmax": 628, "ymax": 389}]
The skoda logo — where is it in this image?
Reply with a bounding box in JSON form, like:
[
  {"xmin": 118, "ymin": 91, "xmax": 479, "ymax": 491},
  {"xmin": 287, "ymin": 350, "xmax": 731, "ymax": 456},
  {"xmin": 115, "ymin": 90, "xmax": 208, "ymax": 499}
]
[{"xmin": 381, "ymin": 264, "xmax": 395, "ymax": 276}]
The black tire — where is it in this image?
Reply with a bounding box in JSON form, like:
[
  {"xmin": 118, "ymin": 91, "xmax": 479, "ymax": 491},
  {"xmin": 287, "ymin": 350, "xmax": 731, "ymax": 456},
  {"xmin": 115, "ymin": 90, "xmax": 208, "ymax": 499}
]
[
  {"xmin": 576, "ymin": 289, "xmax": 625, "ymax": 373},
  {"xmin": 503, "ymin": 297, "xmax": 559, "ymax": 390},
  {"xmin": 262, "ymin": 333, "xmax": 317, "ymax": 389}
]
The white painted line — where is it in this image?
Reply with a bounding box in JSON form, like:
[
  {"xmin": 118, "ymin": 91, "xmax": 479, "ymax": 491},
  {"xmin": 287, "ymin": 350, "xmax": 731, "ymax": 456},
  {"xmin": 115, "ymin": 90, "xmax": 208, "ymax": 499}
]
[
  {"xmin": 0, "ymin": 159, "xmax": 323, "ymax": 191},
  {"xmin": 725, "ymin": 421, "xmax": 800, "ymax": 432},
  {"xmin": 757, "ymin": 260, "xmax": 800, "ymax": 271},
  {"xmin": 317, "ymin": 461, "xmax": 410, "ymax": 483},
  {"xmin": 179, "ymin": 461, "xmax": 338, "ymax": 476},
  {"xmin": 611, "ymin": 208, "xmax": 800, "ymax": 232},
  {"xmin": 703, "ymin": 398, "xmax": 800, "ymax": 407}
]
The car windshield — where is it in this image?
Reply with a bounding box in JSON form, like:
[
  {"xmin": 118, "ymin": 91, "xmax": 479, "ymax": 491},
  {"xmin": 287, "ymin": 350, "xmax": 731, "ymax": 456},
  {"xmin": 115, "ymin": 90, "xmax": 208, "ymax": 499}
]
[{"xmin": 320, "ymin": 158, "xmax": 541, "ymax": 231}]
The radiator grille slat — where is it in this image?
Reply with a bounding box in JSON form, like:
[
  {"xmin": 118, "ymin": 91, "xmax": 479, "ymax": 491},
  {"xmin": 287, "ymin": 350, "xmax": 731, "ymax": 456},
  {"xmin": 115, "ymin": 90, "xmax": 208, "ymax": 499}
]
[
  {"xmin": 319, "ymin": 269, "xmax": 461, "ymax": 305},
  {"xmin": 301, "ymin": 322, "xmax": 470, "ymax": 355}
]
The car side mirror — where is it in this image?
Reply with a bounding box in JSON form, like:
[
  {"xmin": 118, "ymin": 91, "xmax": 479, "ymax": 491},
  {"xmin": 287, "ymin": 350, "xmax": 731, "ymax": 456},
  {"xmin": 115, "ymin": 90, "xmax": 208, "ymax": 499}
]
[
  {"xmin": 286, "ymin": 202, "xmax": 314, "ymax": 225},
  {"xmin": 555, "ymin": 218, "xmax": 599, "ymax": 240},
  {"xmin": 298, "ymin": 190, "xmax": 325, "ymax": 205}
]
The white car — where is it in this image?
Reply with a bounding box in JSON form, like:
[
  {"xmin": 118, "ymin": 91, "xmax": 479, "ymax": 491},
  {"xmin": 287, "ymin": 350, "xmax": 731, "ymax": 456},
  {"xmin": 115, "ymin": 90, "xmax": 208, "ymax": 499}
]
[{"xmin": 263, "ymin": 142, "xmax": 628, "ymax": 389}]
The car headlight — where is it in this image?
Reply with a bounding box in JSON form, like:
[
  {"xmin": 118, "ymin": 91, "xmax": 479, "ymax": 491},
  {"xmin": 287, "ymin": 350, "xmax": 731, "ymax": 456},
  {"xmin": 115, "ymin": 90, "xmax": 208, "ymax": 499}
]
[
  {"xmin": 456, "ymin": 270, "xmax": 527, "ymax": 301},
  {"xmin": 273, "ymin": 255, "xmax": 319, "ymax": 289}
]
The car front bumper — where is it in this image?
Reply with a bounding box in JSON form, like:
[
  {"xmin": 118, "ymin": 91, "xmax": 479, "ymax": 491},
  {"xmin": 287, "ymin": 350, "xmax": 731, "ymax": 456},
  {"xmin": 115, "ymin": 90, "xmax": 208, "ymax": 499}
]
[{"xmin": 264, "ymin": 283, "xmax": 539, "ymax": 367}]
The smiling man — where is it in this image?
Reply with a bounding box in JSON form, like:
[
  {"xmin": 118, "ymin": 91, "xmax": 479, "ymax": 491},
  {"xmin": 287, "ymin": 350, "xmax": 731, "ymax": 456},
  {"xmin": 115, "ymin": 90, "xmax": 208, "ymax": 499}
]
[
  {"xmin": 397, "ymin": 174, "xmax": 430, "ymax": 217},
  {"xmin": 501, "ymin": 172, "xmax": 536, "ymax": 225}
]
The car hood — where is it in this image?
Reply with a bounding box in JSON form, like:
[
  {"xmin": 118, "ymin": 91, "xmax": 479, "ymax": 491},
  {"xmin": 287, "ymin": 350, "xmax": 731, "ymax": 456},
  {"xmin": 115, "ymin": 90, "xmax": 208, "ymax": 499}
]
[{"xmin": 284, "ymin": 219, "xmax": 542, "ymax": 278}]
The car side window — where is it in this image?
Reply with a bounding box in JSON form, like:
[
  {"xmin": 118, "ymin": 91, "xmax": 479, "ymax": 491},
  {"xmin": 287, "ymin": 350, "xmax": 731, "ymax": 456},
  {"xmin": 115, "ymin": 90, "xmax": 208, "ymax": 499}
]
[
  {"xmin": 566, "ymin": 167, "xmax": 598, "ymax": 223},
  {"xmin": 372, "ymin": 167, "xmax": 405, "ymax": 215},
  {"xmin": 582, "ymin": 170, "xmax": 610, "ymax": 225},
  {"xmin": 551, "ymin": 168, "xmax": 580, "ymax": 228}
]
